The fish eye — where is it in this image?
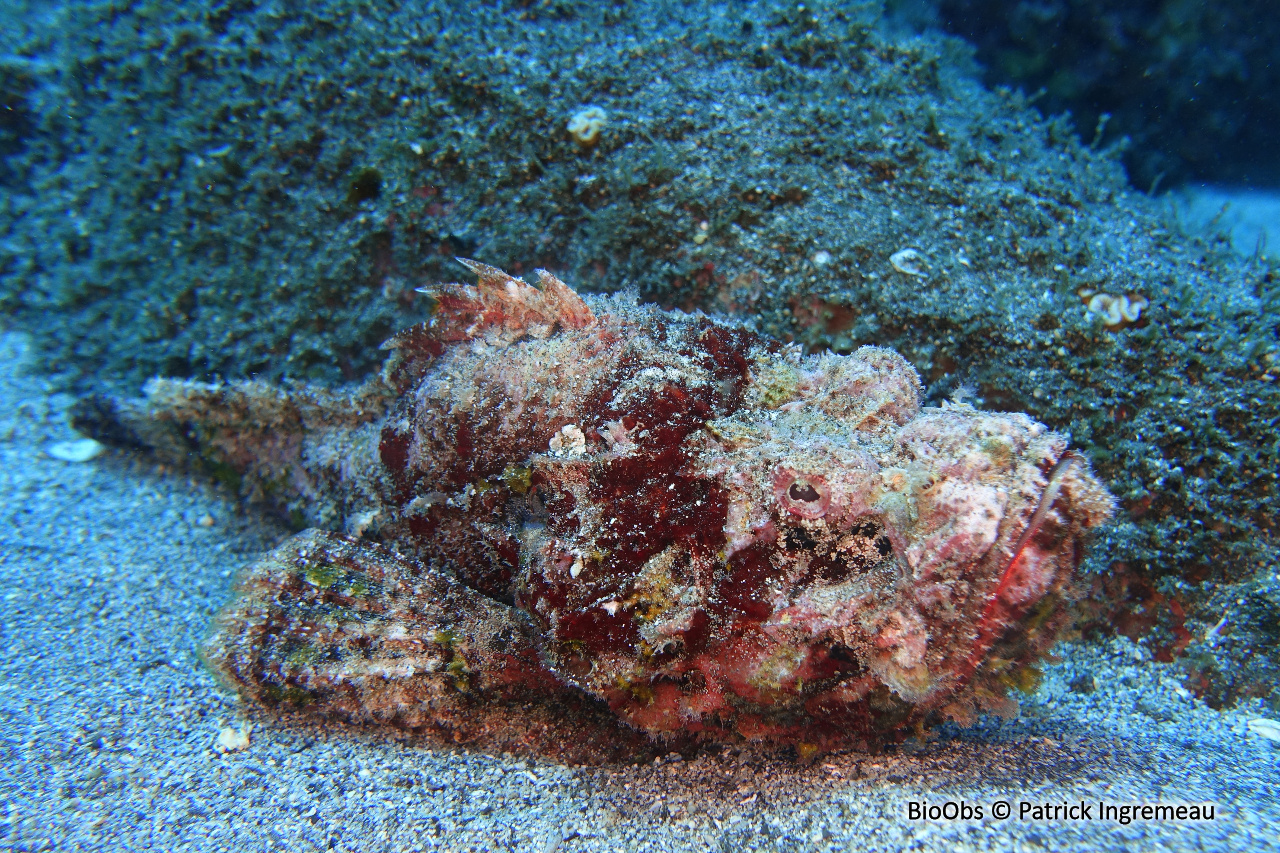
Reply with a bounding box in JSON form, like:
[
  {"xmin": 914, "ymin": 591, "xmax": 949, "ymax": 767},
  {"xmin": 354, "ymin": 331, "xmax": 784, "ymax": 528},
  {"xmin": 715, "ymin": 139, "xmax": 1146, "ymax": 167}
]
[
  {"xmin": 788, "ymin": 482, "xmax": 821, "ymax": 503},
  {"xmin": 773, "ymin": 467, "xmax": 831, "ymax": 519}
]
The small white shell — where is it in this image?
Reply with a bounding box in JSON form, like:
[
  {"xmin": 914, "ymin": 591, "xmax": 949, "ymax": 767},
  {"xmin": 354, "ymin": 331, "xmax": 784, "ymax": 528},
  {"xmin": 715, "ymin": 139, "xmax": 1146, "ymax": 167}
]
[
  {"xmin": 548, "ymin": 424, "xmax": 587, "ymax": 457},
  {"xmin": 47, "ymin": 438, "xmax": 104, "ymax": 462},
  {"xmin": 567, "ymin": 106, "xmax": 607, "ymax": 147},
  {"xmin": 1247, "ymin": 717, "xmax": 1280, "ymax": 743},
  {"xmin": 214, "ymin": 723, "xmax": 252, "ymax": 754},
  {"xmin": 889, "ymin": 248, "xmax": 928, "ymax": 277}
]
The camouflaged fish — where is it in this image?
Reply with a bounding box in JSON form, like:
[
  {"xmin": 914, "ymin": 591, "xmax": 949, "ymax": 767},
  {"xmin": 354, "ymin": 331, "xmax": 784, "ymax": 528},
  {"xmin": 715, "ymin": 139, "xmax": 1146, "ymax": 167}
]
[{"xmin": 75, "ymin": 260, "xmax": 1114, "ymax": 759}]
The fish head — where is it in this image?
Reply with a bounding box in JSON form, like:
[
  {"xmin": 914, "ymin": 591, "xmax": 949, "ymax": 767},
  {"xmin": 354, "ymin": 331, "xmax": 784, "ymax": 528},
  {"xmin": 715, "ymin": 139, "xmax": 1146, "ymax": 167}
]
[
  {"xmin": 704, "ymin": 399, "xmax": 1113, "ymax": 710},
  {"xmin": 517, "ymin": 345, "xmax": 1113, "ymax": 742}
]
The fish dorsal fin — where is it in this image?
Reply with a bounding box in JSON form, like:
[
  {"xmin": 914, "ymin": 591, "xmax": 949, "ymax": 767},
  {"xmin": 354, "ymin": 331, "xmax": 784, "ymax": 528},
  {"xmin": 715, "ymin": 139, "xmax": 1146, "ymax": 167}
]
[
  {"xmin": 433, "ymin": 258, "xmax": 595, "ymax": 343},
  {"xmin": 381, "ymin": 260, "xmax": 596, "ymax": 388}
]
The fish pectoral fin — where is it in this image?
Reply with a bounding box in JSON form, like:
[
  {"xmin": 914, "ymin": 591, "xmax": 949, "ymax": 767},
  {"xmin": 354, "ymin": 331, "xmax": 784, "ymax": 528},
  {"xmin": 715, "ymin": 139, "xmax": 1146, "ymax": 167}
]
[
  {"xmin": 204, "ymin": 529, "xmax": 565, "ymax": 725},
  {"xmin": 71, "ymin": 392, "xmax": 179, "ymax": 456}
]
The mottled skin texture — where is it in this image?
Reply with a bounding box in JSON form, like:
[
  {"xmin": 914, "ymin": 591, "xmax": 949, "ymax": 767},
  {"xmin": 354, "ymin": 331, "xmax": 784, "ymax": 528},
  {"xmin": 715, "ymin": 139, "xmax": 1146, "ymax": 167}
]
[{"xmin": 77, "ymin": 261, "xmax": 1114, "ymax": 757}]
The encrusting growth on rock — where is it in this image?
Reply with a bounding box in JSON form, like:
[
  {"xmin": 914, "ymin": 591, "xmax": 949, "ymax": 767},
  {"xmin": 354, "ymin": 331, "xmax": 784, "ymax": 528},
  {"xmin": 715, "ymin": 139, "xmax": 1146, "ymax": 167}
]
[{"xmin": 76, "ymin": 261, "xmax": 1114, "ymax": 759}]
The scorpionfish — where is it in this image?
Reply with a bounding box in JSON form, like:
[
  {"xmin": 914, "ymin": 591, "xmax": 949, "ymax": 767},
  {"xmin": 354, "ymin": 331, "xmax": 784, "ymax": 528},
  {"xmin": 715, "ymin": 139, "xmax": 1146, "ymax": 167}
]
[{"xmin": 76, "ymin": 260, "xmax": 1114, "ymax": 759}]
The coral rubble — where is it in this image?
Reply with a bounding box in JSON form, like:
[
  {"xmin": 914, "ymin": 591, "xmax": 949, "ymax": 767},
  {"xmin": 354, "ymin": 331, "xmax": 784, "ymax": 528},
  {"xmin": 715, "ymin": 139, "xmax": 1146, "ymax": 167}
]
[{"xmin": 82, "ymin": 264, "xmax": 1113, "ymax": 754}]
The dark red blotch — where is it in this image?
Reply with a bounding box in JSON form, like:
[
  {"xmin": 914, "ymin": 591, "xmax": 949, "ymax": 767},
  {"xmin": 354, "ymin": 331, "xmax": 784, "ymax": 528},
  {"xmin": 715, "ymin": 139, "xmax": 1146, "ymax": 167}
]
[{"xmin": 712, "ymin": 543, "xmax": 775, "ymax": 621}]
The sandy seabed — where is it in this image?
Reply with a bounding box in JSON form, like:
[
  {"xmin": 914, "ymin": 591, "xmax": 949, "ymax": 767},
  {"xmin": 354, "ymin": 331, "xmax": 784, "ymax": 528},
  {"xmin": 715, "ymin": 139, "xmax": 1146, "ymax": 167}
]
[{"xmin": 0, "ymin": 330, "xmax": 1276, "ymax": 853}]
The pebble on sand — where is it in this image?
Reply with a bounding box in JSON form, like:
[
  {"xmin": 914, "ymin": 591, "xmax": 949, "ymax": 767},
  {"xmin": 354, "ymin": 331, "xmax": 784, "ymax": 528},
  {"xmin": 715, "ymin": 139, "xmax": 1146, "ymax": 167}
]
[
  {"xmin": 214, "ymin": 724, "xmax": 253, "ymax": 755},
  {"xmin": 46, "ymin": 437, "xmax": 104, "ymax": 462}
]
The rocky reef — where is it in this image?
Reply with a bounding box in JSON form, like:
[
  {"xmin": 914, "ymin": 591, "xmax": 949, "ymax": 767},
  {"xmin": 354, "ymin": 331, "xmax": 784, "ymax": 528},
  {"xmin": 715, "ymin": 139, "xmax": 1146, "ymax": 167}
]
[{"xmin": 81, "ymin": 263, "xmax": 1113, "ymax": 755}]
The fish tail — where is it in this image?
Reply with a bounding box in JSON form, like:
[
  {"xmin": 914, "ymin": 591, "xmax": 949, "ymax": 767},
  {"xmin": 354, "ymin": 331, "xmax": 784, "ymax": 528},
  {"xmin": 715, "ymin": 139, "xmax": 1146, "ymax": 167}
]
[{"xmin": 71, "ymin": 377, "xmax": 393, "ymax": 528}]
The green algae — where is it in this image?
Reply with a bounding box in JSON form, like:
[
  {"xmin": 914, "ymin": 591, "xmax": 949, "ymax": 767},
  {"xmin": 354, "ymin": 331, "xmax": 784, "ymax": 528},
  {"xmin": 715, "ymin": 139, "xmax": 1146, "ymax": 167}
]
[
  {"xmin": 300, "ymin": 561, "xmax": 379, "ymax": 598},
  {"xmin": 998, "ymin": 664, "xmax": 1043, "ymax": 695},
  {"xmin": 500, "ymin": 465, "xmax": 533, "ymax": 495},
  {"xmin": 284, "ymin": 643, "xmax": 326, "ymax": 669},
  {"xmin": 753, "ymin": 362, "xmax": 803, "ymax": 409},
  {"xmin": 431, "ymin": 628, "xmax": 458, "ymax": 650},
  {"xmin": 303, "ymin": 562, "xmax": 343, "ymax": 591}
]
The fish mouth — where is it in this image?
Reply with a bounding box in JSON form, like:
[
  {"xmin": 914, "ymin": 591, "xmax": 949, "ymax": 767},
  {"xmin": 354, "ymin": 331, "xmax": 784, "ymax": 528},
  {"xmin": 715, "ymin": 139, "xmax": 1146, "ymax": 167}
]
[
  {"xmin": 947, "ymin": 450, "xmax": 1095, "ymax": 692},
  {"xmin": 999, "ymin": 450, "xmax": 1085, "ymax": 584}
]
